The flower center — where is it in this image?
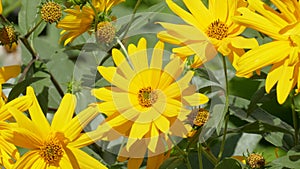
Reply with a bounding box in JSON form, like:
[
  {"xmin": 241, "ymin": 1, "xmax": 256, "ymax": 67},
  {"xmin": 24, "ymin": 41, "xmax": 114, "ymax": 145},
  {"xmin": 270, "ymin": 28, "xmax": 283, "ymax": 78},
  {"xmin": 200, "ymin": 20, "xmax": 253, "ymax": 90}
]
[
  {"xmin": 246, "ymin": 153, "xmax": 265, "ymax": 169},
  {"xmin": 41, "ymin": 1, "xmax": 62, "ymax": 23},
  {"xmin": 206, "ymin": 20, "xmax": 228, "ymax": 40},
  {"xmin": 193, "ymin": 108, "xmax": 209, "ymax": 127},
  {"xmin": 39, "ymin": 138, "xmax": 64, "ymax": 165},
  {"xmin": 138, "ymin": 87, "xmax": 158, "ymax": 108}
]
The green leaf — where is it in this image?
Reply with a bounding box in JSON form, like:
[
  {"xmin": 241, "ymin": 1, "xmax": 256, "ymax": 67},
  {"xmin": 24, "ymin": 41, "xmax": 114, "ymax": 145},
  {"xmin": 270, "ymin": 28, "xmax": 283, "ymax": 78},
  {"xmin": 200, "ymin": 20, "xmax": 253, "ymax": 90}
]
[
  {"xmin": 234, "ymin": 121, "xmax": 293, "ymax": 135},
  {"xmin": 18, "ymin": 0, "xmax": 42, "ymax": 34},
  {"xmin": 229, "ymin": 76, "xmax": 262, "ymax": 100},
  {"xmin": 267, "ymin": 148, "xmax": 300, "ymax": 169},
  {"xmin": 159, "ymin": 156, "xmax": 186, "ymax": 169},
  {"xmin": 7, "ymin": 77, "xmax": 46, "ymax": 102},
  {"xmin": 214, "ymin": 158, "xmax": 242, "ymax": 169}
]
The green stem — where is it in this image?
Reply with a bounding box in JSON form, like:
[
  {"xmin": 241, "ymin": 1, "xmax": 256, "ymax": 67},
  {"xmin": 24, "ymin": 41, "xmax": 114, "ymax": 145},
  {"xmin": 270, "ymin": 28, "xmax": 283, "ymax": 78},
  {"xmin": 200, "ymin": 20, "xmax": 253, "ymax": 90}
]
[
  {"xmin": 121, "ymin": 0, "xmax": 142, "ymax": 39},
  {"xmin": 217, "ymin": 56, "xmax": 230, "ymax": 162},
  {"xmin": 0, "ymin": 15, "xmax": 10, "ymax": 24},
  {"xmin": 20, "ymin": 37, "xmax": 37, "ymax": 58},
  {"xmin": 201, "ymin": 145, "xmax": 218, "ymax": 165},
  {"xmin": 292, "ymin": 96, "xmax": 299, "ymax": 145},
  {"xmin": 24, "ymin": 19, "xmax": 43, "ymax": 39},
  {"xmin": 88, "ymin": 1, "xmax": 98, "ymax": 33},
  {"xmin": 217, "ymin": 114, "xmax": 229, "ymax": 161},
  {"xmin": 116, "ymin": 38, "xmax": 130, "ymax": 61},
  {"xmin": 197, "ymin": 142, "xmax": 203, "ymax": 169},
  {"xmin": 168, "ymin": 134, "xmax": 192, "ymax": 169}
]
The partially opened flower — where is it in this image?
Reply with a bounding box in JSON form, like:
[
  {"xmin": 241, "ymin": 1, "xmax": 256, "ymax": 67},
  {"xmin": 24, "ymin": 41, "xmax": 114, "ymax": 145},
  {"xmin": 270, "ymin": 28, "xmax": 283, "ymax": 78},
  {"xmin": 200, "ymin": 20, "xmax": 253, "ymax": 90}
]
[
  {"xmin": 157, "ymin": 0, "xmax": 258, "ymax": 68},
  {"xmin": 57, "ymin": 0, "xmax": 124, "ymax": 45},
  {"xmin": 2, "ymin": 87, "xmax": 107, "ymax": 169},
  {"xmin": 91, "ymin": 38, "xmax": 209, "ymax": 168},
  {"xmin": 234, "ymin": 0, "xmax": 300, "ymax": 104}
]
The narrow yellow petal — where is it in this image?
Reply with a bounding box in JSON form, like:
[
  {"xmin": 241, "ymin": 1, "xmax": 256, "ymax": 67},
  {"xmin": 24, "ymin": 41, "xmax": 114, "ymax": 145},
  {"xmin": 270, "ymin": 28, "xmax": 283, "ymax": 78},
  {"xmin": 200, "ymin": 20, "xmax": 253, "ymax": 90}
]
[
  {"xmin": 148, "ymin": 124, "xmax": 159, "ymax": 152},
  {"xmin": 112, "ymin": 48, "xmax": 134, "ymax": 79},
  {"xmin": 158, "ymin": 58, "xmax": 183, "ymax": 89},
  {"xmin": 157, "ymin": 30, "xmax": 183, "ymax": 45},
  {"xmin": 63, "ymin": 105, "xmax": 99, "ymax": 141},
  {"xmin": 91, "ymin": 87, "xmax": 113, "ymax": 101},
  {"xmin": 183, "ymin": 0, "xmax": 212, "ymax": 30},
  {"xmin": 129, "ymin": 122, "xmax": 150, "ymax": 139},
  {"xmin": 183, "ymin": 93, "xmax": 209, "ymax": 106},
  {"xmin": 146, "ymin": 153, "xmax": 165, "ymax": 169},
  {"xmin": 211, "ymin": 0, "xmax": 229, "ymax": 22},
  {"xmin": 0, "ymin": 0, "xmax": 2, "ymax": 14},
  {"xmin": 265, "ymin": 62, "xmax": 283, "ymax": 93},
  {"xmin": 150, "ymin": 41, "xmax": 164, "ymax": 69},
  {"xmin": 98, "ymin": 66, "xmax": 129, "ymax": 91},
  {"xmin": 154, "ymin": 116, "xmax": 170, "ymax": 133},
  {"xmin": 12, "ymin": 151, "xmax": 41, "ymax": 169},
  {"xmin": 166, "ymin": 0, "xmax": 202, "ymax": 30},
  {"xmin": 276, "ymin": 63, "xmax": 295, "ymax": 104},
  {"xmin": 129, "ymin": 38, "xmax": 149, "ymax": 73},
  {"xmin": 52, "ymin": 94, "xmax": 76, "ymax": 131},
  {"xmin": 69, "ymin": 147, "xmax": 108, "ymax": 169},
  {"xmin": 230, "ymin": 36, "xmax": 259, "ymax": 49},
  {"xmin": 26, "ymin": 87, "xmax": 50, "ymax": 136},
  {"xmin": 236, "ymin": 41, "xmax": 290, "ymax": 76},
  {"xmin": 233, "ymin": 7, "xmax": 284, "ymax": 40}
]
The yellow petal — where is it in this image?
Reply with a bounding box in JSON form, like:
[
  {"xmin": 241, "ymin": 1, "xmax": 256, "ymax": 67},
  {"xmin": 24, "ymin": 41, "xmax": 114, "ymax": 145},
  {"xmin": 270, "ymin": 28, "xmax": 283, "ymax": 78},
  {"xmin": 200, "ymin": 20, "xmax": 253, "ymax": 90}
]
[
  {"xmin": 26, "ymin": 87, "xmax": 51, "ymax": 137},
  {"xmin": 157, "ymin": 30, "xmax": 183, "ymax": 45},
  {"xmin": 183, "ymin": 93, "xmax": 209, "ymax": 106},
  {"xmin": 233, "ymin": 7, "xmax": 284, "ymax": 40},
  {"xmin": 12, "ymin": 151, "xmax": 41, "ymax": 169},
  {"xmin": 150, "ymin": 41, "xmax": 164, "ymax": 69},
  {"xmin": 91, "ymin": 87, "xmax": 113, "ymax": 101},
  {"xmin": 52, "ymin": 94, "xmax": 76, "ymax": 131},
  {"xmin": 98, "ymin": 66, "xmax": 129, "ymax": 91},
  {"xmin": 154, "ymin": 116, "xmax": 170, "ymax": 133},
  {"xmin": 183, "ymin": 0, "xmax": 212, "ymax": 30},
  {"xmin": 211, "ymin": 0, "xmax": 229, "ymax": 22},
  {"xmin": 146, "ymin": 153, "xmax": 165, "ymax": 169},
  {"xmin": 0, "ymin": 95, "xmax": 33, "ymax": 121},
  {"xmin": 158, "ymin": 57, "xmax": 183, "ymax": 89},
  {"xmin": 0, "ymin": 0, "xmax": 2, "ymax": 14},
  {"xmin": 236, "ymin": 41, "xmax": 290, "ymax": 76},
  {"xmin": 166, "ymin": 0, "xmax": 203, "ymax": 31},
  {"xmin": 276, "ymin": 63, "xmax": 295, "ymax": 104},
  {"xmin": 230, "ymin": 36, "xmax": 258, "ymax": 49},
  {"xmin": 112, "ymin": 48, "xmax": 134, "ymax": 79},
  {"xmin": 0, "ymin": 65, "xmax": 21, "ymax": 84},
  {"xmin": 265, "ymin": 62, "xmax": 283, "ymax": 93},
  {"xmin": 63, "ymin": 105, "xmax": 99, "ymax": 141},
  {"xmin": 68, "ymin": 147, "xmax": 108, "ymax": 169},
  {"xmin": 129, "ymin": 122, "xmax": 150, "ymax": 139},
  {"xmin": 148, "ymin": 124, "xmax": 159, "ymax": 152},
  {"xmin": 271, "ymin": 0, "xmax": 297, "ymax": 22},
  {"xmin": 129, "ymin": 38, "xmax": 149, "ymax": 73}
]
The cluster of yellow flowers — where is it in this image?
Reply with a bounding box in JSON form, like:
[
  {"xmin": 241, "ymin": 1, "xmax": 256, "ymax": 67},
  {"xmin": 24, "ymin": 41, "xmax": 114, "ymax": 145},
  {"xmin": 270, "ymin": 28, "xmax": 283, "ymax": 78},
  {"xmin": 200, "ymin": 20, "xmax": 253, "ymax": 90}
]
[{"xmin": 0, "ymin": 0, "xmax": 300, "ymax": 168}]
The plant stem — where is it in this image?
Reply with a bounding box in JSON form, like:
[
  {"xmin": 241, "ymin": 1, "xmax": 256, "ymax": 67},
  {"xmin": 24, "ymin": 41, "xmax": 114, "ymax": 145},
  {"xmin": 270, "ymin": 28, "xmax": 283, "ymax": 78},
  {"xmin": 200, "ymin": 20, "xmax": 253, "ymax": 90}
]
[
  {"xmin": 168, "ymin": 134, "xmax": 192, "ymax": 169},
  {"xmin": 48, "ymin": 71, "xmax": 64, "ymax": 98},
  {"xmin": 24, "ymin": 19, "xmax": 43, "ymax": 39},
  {"xmin": 2, "ymin": 0, "xmax": 22, "ymax": 16},
  {"xmin": 197, "ymin": 142, "xmax": 203, "ymax": 169},
  {"xmin": 17, "ymin": 58, "xmax": 37, "ymax": 82},
  {"xmin": 292, "ymin": 95, "xmax": 299, "ymax": 145},
  {"xmin": 217, "ymin": 56, "xmax": 230, "ymax": 162},
  {"xmin": 201, "ymin": 145, "xmax": 218, "ymax": 165},
  {"xmin": 121, "ymin": 0, "xmax": 143, "ymax": 39}
]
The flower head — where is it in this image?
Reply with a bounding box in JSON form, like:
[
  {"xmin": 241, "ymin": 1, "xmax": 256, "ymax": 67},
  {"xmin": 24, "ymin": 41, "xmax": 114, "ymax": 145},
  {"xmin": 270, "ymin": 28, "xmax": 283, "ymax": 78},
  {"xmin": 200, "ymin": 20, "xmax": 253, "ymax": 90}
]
[
  {"xmin": 56, "ymin": 6, "xmax": 95, "ymax": 46},
  {"xmin": 3, "ymin": 87, "xmax": 107, "ymax": 168},
  {"xmin": 0, "ymin": 26, "xmax": 18, "ymax": 47},
  {"xmin": 157, "ymin": 0, "xmax": 258, "ymax": 68},
  {"xmin": 57, "ymin": 0, "xmax": 124, "ymax": 45},
  {"xmin": 96, "ymin": 21, "xmax": 116, "ymax": 44},
  {"xmin": 91, "ymin": 38, "xmax": 209, "ymax": 168},
  {"xmin": 234, "ymin": 0, "xmax": 300, "ymax": 104},
  {"xmin": 246, "ymin": 153, "xmax": 265, "ymax": 169},
  {"xmin": 40, "ymin": 1, "xmax": 62, "ymax": 24}
]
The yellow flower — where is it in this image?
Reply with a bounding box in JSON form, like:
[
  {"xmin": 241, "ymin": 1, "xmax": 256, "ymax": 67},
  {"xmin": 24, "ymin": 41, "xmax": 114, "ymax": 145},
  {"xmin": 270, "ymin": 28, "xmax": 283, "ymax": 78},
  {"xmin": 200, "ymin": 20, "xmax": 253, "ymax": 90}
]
[
  {"xmin": 92, "ymin": 0, "xmax": 125, "ymax": 12},
  {"xmin": 57, "ymin": 0, "xmax": 124, "ymax": 46},
  {"xmin": 157, "ymin": 0, "xmax": 258, "ymax": 68},
  {"xmin": 0, "ymin": 68, "xmax": 33, "ymax": 168},
  {"xmin": 91, "ymin": 38, "xmax": 209, "ymax": 168},
  {"xmin": 0, "ymin": 0, "xmax": 2, "ymax": 15},
  {"xmin": 56, "ymin": 6, "xmax": 95, "ymax": 46},
  {"xmin": 3, "ymin": 87, "xmax": 107, "ymax": 169},
  {"xmin": 234, "ymin": 0, "xmax": 300, "ymax": 104}
]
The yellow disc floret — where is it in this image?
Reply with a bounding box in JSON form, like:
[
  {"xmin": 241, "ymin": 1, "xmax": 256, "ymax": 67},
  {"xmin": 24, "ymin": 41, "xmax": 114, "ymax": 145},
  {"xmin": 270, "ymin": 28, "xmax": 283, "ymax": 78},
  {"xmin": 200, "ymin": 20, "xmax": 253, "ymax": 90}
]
[{"xmin": 41, "ymin": 1, "xmax": 62, "ymax": 23}]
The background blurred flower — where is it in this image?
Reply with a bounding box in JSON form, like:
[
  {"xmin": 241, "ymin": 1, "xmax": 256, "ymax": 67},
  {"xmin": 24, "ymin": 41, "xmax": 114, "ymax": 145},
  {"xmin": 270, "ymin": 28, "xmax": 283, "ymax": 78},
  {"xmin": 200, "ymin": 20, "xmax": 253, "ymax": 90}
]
[
  {"xmin": 234, "ymin": 0, "xmax": 300, "ymax": 104},
  {"xmin": 157, "ymin": 0, "xmax": 258, "ymax": 68}
]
